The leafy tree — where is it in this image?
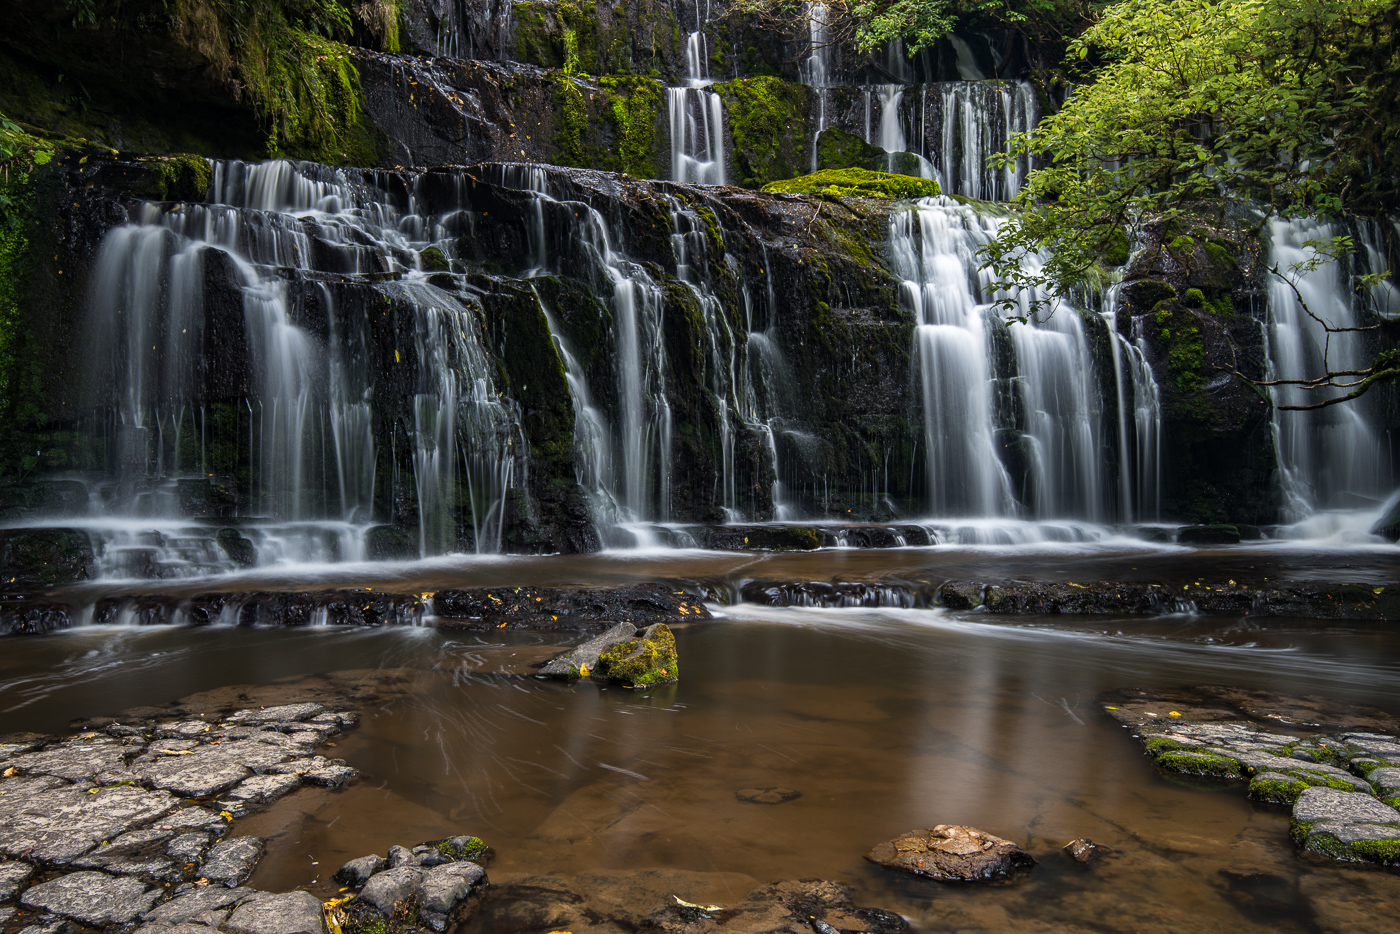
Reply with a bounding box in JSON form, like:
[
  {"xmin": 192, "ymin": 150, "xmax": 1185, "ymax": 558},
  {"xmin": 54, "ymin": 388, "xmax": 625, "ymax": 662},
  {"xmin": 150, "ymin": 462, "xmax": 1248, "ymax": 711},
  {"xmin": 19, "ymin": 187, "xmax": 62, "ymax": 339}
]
[{"xmin": 981, "ymin": 0, "xmax": 1400, "ymax": 407}]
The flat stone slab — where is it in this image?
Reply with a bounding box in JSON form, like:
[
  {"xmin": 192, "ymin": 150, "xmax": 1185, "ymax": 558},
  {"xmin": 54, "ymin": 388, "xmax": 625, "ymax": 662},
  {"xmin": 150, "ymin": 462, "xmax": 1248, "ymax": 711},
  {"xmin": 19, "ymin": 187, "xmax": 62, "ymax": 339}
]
[
  {"xmin": 199, "ymin": 836, "xmax": 265, "ymax": 887},
  {"xmin": 9, "ymin": 739, "xmax": 137, "ymax": 783},
  {"xmin": 1293, "ymin": 786, "xmax": 1400, "ymax": 825},
  {"xmin": 218, "ymin": 773, "xmax": 302, "ymax": 816},
  {"xmin": 20, "ymin": 870, "xmax": 161, "ymax": 925},
  {"xmin": 72, "ymin": 826, "xmax": 178, "ymax": 879},
  {"xmin": 867, "ymin": 825, "xmax": 1035, "ymax": 882},
  {"xmin": 224, "ymin": 891, "xmax": 324, "ymax": 934},
  {"xmin": 0, "ymin": 859, "xmax": 34, "ymax": 900},
  {"xmin": 0, "ymin": 783, "xmax": 177, "ymax": 863},
  {"xmin": 144, "ymin": 885, "xmax": 249, "ymax": 923},
  {"xmin": 230, "ymin": 705, "xmax": 326, "ymax": 724}
]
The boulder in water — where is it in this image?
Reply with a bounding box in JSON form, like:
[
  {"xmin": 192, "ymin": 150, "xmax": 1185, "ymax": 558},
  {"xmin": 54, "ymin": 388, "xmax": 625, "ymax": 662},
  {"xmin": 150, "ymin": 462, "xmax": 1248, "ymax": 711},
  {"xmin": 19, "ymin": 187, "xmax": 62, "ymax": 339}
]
[
  {"xmin": 596, "ymin": 623, "xmax": 679, "ymax": 688},
  {"xmin": 1291, "ymin": 786, "xmax": 1400, "ymax": 865},
  {"xmin": 866, "ymin": 825, "xmax": 1035, "ymax": 882},
  {"xmin": 538, "ymin": 621, "xmax": 638, "ymax": 679}
]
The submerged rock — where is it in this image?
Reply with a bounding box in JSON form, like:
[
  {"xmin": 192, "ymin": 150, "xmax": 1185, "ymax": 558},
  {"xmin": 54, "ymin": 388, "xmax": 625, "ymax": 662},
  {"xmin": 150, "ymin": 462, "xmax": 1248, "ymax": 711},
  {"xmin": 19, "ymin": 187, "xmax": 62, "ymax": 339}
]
[
  {"xmin": 866, "ymin": 826, "xmax": 1035, "ymax": 882},
  {"xmin": 735, "ymin": 787, "xmax": 801, "ymax": 804},
  {"xmin": 1062, "ymin": 838, "xmax": 1107, "ymax": 864}
]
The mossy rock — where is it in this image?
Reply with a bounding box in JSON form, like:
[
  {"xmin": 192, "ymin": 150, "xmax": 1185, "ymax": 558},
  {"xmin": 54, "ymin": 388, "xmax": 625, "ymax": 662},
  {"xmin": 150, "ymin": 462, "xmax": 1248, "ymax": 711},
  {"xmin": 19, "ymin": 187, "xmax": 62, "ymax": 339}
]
[
  {"xmin": 816, "ymin": 127, "xmax": 887, "ymax": 173},
  {"xmin": 1143, "ymin": 735, "xmax": 1203, "ymax": 756},
  {"xmin": 596, "ymin": 622, "xmax": 679, "ymax": 687},
  {"xmin": 0, "ymin": 528, "xmax": 94, "ymax": 589},
  {"xmin": 1249, "ymin": 771, "xmax": 1312, "ymax": 804},
  {"xmin": 366, "ymin": 525, "xmax": 419, "ymax": 561},
  {"xmin": 418, "ymin": 246, "xmax": 450, "ymax": 272},
  {"xmin": 1292, "ymin": 821, "xmax": 1400, "ymax": 866},
  {"xmin": 763, "ymin": 168, "xmax": 940, "ymax": 200},
  {"xmin": 1156, "ymin": 751, "xmax": 1245, "ymax": 778},
  {"xmin": 714, "ymin": 76, "xmax": 811, "ymax": 188},
  {"xmin": 216, "ymin": 528, "xmax": 257, "ymax": 569},
  {"xmin": 1101, "ymin": 226, "xmax": 1130, "ymax": 267},
  {"xmin": 432, "ymin": 834, "xmax": 490, "ymax": 863}
]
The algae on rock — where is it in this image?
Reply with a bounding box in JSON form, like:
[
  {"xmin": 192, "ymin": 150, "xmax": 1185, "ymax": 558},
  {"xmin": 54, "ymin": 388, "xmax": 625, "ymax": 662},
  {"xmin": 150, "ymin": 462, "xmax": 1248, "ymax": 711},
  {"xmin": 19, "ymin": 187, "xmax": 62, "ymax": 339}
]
[
  {"xmin": 596, "ymin": 622, "xmax": 679, "ymax": 687},
  {"xmin": 764, "ymin": 168, "xmax": 940, "ymax": 200}
]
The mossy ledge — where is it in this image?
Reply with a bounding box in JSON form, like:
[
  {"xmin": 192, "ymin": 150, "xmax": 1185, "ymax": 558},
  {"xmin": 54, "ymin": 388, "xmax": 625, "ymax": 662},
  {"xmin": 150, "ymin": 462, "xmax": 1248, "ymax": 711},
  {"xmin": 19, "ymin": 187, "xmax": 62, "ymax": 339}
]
[{"xmin": 763, "ymin": 169, "xmax": 941, "ymax": 200}]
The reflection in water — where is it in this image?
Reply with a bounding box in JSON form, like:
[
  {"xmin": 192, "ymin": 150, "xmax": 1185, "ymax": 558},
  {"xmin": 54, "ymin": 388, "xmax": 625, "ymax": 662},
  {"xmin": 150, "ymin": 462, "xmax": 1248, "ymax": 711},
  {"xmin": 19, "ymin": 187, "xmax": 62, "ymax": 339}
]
[{"xmin": 3, "ymin": 610, "xmax": 1399, "ymax": 932}]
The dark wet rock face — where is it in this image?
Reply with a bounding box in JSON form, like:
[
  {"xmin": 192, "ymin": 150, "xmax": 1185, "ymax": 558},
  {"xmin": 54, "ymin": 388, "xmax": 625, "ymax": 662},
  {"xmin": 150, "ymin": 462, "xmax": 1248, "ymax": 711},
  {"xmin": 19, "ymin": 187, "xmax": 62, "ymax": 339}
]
[
  {"xmin": 866, "ymin": 826, "xmax": 1035, "ymax": 882},
  {"xmin": 1106, "ymin": 686, "xmax": 1400, "ymax": 867},
  {"xmin": 434, "ymin": 585, "xmax": 709, "ymax": 630}
]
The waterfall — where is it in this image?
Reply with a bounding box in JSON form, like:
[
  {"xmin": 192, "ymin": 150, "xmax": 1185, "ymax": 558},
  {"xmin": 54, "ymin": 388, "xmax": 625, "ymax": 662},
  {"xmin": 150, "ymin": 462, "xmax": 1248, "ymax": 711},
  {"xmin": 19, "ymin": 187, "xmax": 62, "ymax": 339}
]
[
  {"xmin": 1104, "ymin": 289, "xmax": 1163, "ymax": 523},
  {"xmin": 929, "ymin": 81, "xmax": 1037, "ymax": 200},
  {"xmin": 890, "ymin": 198, "xmax": 1156, "ymax": 523},
  {"xmin": 489, "ymin": 166, "xmax": 675, "ymax": 534},
  {"xmin": 80, "ymin": 159, "xmax": 525, "ymax": 571},
  {"xmin": 803, "ymin": 2, "xmax": 833, "ymax": 171},
  {"xmin": 668, "ymin": 12, "xmax": 726, "ymax": 185},
  {"xmin": 1266, "ymin": 217, "xmax": 1396, "ymax": 525}
]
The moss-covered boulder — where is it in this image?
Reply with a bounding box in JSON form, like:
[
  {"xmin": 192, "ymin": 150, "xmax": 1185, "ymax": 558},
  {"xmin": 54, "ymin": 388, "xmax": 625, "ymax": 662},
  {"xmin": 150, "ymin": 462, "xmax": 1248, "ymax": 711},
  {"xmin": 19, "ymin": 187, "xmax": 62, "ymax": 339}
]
[
  {"xmin": 715, "ymin": 76, "xmax": 812, "ymax": 188},
  {"xmin": 1291, "ymin": 786, "xmax": 1400, "ymax": 866},
  {"xmin": 763, "ymin": 168, "xmax": 940, "ymax": 200},
  {"xmin": 817, "ymin": 127, "xmax": 886, "ymax": 172},
  {"xmin": 596, "ymin": 622, "xmax": 679, "ymax": 687}
]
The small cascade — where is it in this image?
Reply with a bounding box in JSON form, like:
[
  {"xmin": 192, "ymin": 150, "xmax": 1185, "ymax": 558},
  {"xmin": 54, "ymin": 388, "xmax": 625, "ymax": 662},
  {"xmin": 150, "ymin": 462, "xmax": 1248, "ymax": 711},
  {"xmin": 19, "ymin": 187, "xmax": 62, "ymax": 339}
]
[
  {"xmin": 803, "ymin": 2, "xmax": 835, "ymax": 171},
  {"xmin": 890, "ymin": 198, "xmax": 1157, "ymax": 522},
  {"xmin": 1104, "ymin": 289, "xmax": 1163, "ymax": 523},
  {"xmin": 489, "ymin": 165, "xmax": 675, "ymax": 535},
  {"xmin": 668, "ymin": 17, "xmax": 726, "ymax": 185},
  {"xmin": 1266, "ymin": 217, "xmax": 1397, "ymax": 523},
  {"xmin": 928, "ymin": 81, "xmax": 1037, "ymax": 201}
]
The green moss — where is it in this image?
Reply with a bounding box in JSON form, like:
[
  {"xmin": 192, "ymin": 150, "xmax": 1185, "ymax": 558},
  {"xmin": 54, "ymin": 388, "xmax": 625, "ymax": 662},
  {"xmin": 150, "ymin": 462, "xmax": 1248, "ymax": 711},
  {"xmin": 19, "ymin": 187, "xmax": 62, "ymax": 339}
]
[
  {"xmin": 1295, "ymin": 824, "xmax": 1400, "ymax": 865},
  {"xmin": 1183, "ymin": 287, "xmax": 1205, "ymax": 307},
  {"xmin": 716, "ymin": 76, "xmax": 811, "ymax": 188},
  {"xmin": 418, "ymin": 246, "xmax": 449, "ymax": 272},
  {"xmin": 597, "ymin": 623, "xmax": 680, "ymax": 687},
  {"xmin": 1156, "ymin": 751, "xmax": 1244, "ymax": 778},
  {"xmin": 1151, "ymin": 301, "xmax": 1207, "ymax": 402},
  {"xmin": 764, "ymin": 168, "xmax": 941, "ymax": 200},
  {"xmin": 434, "ymin": 835, "xmax": 487, "ymax": 861},
  {"xmin": 1101, "ymin": 226, "xmax": 1129, "ymax": 266},
  {"xmin": 158, "ymin": 154, "xmax": 213, "ymax": 201},
  {"xmin": 598, "ymin": 75, "xmax": 662, "ymax": 177},
  {"xmin": 1143, "ymin": 735, "xmax": 1199, "ymax": 756},
  {"xmin": 1248, "ymin": 773, "xmax": 1310, "ymax": 804},
  {"xmin": 816, "ymin": 127, "xmax": 886, "ymax": 172},
  {"xmin": 551, "ymin": 74, "xmax": 591, "ymax": 168}
]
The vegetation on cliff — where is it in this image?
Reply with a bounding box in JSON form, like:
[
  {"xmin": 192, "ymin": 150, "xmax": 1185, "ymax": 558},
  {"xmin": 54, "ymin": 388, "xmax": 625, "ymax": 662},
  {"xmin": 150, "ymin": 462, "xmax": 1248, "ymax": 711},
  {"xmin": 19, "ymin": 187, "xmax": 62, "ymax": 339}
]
[
  {"xmin": 764, "ymin": 168, "xmax": 940, "ymax": 200},
  {"xmin": 981, "ymin": 0, "xmax": 1399, "ymax": 407}
]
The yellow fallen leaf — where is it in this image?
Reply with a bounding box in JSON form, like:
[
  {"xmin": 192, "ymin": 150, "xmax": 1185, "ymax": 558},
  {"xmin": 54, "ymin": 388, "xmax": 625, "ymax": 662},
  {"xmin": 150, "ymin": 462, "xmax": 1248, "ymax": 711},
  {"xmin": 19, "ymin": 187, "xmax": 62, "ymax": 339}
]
[
  {"xmin": 673, "ymin": 896, "xmax": 723, "ymax": 911},
  {"xmin": 1103, "ymin": 706, "xmax": 1118, "ymax": 710},
  {"xmin": 220, "ymin": 811, "xmax": 233, "ymax": 820},
  {"xmin": 1169, "ymin": 711, "xmax": 1182, "ymax": 717}
]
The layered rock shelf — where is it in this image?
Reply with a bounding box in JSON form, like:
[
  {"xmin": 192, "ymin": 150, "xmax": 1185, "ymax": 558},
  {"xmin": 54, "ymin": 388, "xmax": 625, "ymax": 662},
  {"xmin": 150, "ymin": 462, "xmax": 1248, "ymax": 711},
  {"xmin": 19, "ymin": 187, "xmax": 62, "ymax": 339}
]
[
  {"xmin": 0, "ymin": 702, "xmax": 359, "ymax": 930},
  {"xmin": 1107, "ymin": 689, "xmax": 1400, "ymax": 867}
]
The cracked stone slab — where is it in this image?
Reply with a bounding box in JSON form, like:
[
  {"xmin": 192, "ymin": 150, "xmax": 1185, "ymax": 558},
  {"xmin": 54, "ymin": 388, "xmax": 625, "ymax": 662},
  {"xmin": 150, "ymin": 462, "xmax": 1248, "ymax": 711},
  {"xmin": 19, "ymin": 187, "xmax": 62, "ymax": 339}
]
[
  {"xmin": 152, "ymin": 807, "xmax": 229, "ymax": 835},
  {"xmin": 199, "ymin": 836, "xmax": 265, "ymax": 887},
  {"xmin": 138, "ymin": 755, "xmax": 251, "ymax": 799},
  {"xmin": 217, "ymin": 774, "xmax": 302, "ymax": 817},
  {"xmin": 20, "ymin": 870, "xmax": 161, "ymax": 925},
  {"xmin": 419, "ymin": 861, "xmax": 486, "ymax": 930},
  {"xmin": 230, "ymin": 705, "xmax": 325, "ymax": 724},
  {"xmin": 8, "ymin": 741, "xmax": 139, "ymax": 784},
  {"xmin": 167, "ymin": 831, "xmax": 214, "ymax": 865},
  {"xmin": 223, "ymin": 891, "xmax": 324, "ymax": 934},
  {"xmin": 0, "ymin": 783, "xmax": 178, "ymax": 863},
  {"xmin": 1293, "ymin": 786, "xmax": 1400, "ymax": 825},
  {"xmin": 143, "ymin": 886, "xmax": 250, "ymax": 923},
  {"xmin": 0, "ymin": 859, "xmax": 35, "ymax": 900},
  {"xmin": 71, "ymin": 826, "xmax": 179, "ymax": 879}
]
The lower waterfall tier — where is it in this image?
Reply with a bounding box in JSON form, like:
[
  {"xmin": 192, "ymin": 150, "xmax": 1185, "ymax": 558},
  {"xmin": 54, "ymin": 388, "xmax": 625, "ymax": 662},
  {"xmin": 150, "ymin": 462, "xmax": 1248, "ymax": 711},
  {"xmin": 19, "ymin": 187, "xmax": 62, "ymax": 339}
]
[{"xmin": 0, "ymin": 153, "xmax": 1394, "ymax": 573}]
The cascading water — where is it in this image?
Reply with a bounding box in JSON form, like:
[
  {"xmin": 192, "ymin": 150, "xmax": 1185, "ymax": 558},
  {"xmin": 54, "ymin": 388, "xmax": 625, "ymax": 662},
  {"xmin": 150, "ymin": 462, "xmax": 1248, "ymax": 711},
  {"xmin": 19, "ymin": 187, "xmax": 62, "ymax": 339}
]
[
  {"xmin": 890, "ymin": 197, "xmax": 1161, "ymax": 530},
  {"xmin": 1266, "ymin": 217, "xmax": 1398, "ymax": 529},
  {"xmin": 487, "ymin": 165, "xmax": 675, "ymax": 541},
  {"xmin": 669, "ymin": 7, "xmax": 726, "ymax": 185},
  {"xmin": 803, "ymin": 1, "xmax": 834, "ymax": 172},
  {"xmin": 930, "ymin": 81, "xmax": 1037, "ymax": 201},
  {"xmin": 78, "ymin": 159, "xmax": 524, "ymax": 573}
]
